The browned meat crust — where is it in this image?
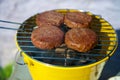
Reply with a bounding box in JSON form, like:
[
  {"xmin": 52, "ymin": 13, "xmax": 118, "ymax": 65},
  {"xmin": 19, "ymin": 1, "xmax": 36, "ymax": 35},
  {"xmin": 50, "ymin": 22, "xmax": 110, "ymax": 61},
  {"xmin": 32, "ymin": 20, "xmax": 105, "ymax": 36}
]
[
  {"xmin": 65, "ymin": 28, "xmax": 97, "ymax": 52},
  {"xmin": 36, "ymin": 11, "xmax": 64, "ymax": 27},
  {"xmin": 64, "ymin": 12, "xmax": 92, "ymax": 28},
  {"xmin": 31, "ymin": 26, "xmax": 64, "ymax": 49}
]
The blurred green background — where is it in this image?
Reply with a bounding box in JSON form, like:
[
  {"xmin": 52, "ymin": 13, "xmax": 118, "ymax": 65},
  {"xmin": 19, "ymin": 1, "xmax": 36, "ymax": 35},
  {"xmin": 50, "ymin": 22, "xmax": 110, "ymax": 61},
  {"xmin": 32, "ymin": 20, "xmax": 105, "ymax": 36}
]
[{"xmin": 0, "ymin": 64, "xmax": 12, "ymax": 80}]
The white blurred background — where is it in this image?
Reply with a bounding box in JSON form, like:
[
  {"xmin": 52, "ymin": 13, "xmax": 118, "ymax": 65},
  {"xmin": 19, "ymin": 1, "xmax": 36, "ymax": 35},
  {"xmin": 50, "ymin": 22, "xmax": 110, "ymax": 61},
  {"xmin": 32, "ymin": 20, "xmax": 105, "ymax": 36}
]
[{"xmin": 0, "ymin": 0, "xmax": 120, "ymax": 80}]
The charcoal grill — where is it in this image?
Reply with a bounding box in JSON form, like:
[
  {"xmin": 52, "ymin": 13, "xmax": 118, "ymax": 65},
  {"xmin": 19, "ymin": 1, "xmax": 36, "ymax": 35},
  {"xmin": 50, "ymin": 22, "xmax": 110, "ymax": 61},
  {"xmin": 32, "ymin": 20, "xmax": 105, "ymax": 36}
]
[{"xmin": 14, "ymin": 9, "xmax": 118, "ymax": 80}]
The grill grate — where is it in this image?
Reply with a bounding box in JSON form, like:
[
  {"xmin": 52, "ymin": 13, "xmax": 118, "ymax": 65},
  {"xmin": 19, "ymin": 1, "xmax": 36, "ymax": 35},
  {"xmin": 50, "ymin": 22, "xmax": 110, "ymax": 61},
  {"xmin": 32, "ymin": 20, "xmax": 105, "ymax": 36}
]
[{"xmin": 16, "ymin": 10, "xmax": 117, "ymax": 67}]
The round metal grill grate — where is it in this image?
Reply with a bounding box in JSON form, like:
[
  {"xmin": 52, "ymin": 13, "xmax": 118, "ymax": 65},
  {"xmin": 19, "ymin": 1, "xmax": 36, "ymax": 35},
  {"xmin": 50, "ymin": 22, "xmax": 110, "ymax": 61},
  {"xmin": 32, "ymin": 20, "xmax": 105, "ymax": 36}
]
[{"xmin": 16, "ymin": 9, "xmax": 118, "ymax": 67}]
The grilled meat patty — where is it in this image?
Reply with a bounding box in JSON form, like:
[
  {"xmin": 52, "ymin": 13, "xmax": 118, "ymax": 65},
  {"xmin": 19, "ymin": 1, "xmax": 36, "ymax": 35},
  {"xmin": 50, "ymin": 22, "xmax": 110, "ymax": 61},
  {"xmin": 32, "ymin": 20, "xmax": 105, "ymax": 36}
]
[
  {"xmin": 65, "ymin": 28, "xmax": 98, "ymax": 52},
  {"xmin": 36, "ymin": 11, "xmax": 64, "ymax": 27},
  {"xmin": 31, "ymin": 26, "xmax": 64, "ymax": 49},
  {"xmin": 64, "ymin": 12, "xmax": 92, "ymax": 28}
]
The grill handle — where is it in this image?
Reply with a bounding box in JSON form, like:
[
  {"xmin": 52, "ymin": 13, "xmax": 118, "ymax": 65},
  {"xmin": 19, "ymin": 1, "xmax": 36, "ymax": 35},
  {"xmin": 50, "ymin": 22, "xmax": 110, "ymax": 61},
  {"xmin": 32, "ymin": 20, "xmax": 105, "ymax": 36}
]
[
  {"xmin": 0, "ymin": 20, "xmax": 22, "ymax": 25},
  {"xmin": 0, "ymin": 20, "xmax": 35, "ymax": 30},
  {"xmin": 0, "ymin": 20, "xmax": 22, "ymax": 30},
  {"xmin": 15, "ymin": 50, "xmax": 26, "ymax": 65}
]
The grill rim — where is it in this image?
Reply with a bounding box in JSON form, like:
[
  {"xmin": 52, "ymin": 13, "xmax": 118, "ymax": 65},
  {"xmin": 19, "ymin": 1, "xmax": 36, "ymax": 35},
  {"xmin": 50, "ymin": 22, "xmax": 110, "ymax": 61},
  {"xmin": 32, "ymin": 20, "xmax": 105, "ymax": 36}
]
[{"xmin": 15, "ymin": 9, "xmax": 118, "ymax": 67}]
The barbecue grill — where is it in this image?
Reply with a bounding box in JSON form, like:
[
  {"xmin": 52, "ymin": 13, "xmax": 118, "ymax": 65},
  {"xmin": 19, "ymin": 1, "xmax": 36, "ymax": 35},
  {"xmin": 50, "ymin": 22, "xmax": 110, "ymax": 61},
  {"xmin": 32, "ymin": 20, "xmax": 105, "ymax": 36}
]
[{"xmin": 14, "ymin": 9, "xmax": 118, "ymax": 80}]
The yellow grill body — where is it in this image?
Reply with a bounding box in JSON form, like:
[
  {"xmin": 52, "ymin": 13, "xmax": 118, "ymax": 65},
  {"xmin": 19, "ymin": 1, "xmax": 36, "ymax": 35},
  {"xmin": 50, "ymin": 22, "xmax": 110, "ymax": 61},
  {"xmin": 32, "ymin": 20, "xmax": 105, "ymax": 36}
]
[{"xmin": 16, "ymin": 9, "xmax": 118, "ymax": 80}]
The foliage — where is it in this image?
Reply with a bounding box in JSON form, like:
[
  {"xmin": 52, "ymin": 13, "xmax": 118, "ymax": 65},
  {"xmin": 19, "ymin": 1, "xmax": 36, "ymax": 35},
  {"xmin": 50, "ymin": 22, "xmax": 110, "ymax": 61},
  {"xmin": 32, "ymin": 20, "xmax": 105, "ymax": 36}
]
[{"xmin": 0, "ymin": 64, "xmax": 12, "ymax": 80}]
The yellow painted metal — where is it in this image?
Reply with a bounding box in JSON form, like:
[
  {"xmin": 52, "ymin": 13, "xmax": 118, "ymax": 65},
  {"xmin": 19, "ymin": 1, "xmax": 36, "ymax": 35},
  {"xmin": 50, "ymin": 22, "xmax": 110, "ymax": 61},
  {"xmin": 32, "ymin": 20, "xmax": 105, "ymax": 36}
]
[{"xmin": 15, "ymin": 9, "xmax": 118, "ymax": 80}]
